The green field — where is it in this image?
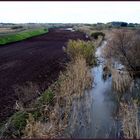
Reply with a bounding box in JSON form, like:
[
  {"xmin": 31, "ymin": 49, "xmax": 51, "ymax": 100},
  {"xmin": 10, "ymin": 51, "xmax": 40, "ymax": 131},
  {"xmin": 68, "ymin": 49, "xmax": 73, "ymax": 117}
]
[{"xmin": 0, "ymin": 28, "xmax": 48, "ymax": 45}]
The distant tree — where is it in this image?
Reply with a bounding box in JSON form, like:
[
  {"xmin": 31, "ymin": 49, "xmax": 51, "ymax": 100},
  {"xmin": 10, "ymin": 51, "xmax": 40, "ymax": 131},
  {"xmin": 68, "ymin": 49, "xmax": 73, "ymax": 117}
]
[
  {"xmin": 109, "ymin": 21, "xmax": 128, "ymax": 27},
  {"xmin": 128, "ymin": 23, "xmax": 135, "ymax": 27},
  {"xmin": 11, "ymin": 26, "xmax": 23, "ymax": 29},
  {"xmin": 120, "ymin": 22, "xmax": 128, "ymax": 27}
]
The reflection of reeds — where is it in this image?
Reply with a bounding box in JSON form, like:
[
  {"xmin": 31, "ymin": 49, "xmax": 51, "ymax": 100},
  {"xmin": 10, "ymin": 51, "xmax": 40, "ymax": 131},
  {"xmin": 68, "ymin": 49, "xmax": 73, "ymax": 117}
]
[
  {"xmin": 119, "ymin": 101, "xmax": 140, "ymax": 139},
  {"xmin": 66, "ymin": 91, "xmax": 93, "ymax": 137}
]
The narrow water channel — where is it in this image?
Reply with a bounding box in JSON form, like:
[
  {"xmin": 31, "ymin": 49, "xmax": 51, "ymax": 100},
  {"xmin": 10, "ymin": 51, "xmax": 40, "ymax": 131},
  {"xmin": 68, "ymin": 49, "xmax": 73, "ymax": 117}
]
[{"xmin": 64, "ymin": 41, "xmax": 122, "ymax": 138}]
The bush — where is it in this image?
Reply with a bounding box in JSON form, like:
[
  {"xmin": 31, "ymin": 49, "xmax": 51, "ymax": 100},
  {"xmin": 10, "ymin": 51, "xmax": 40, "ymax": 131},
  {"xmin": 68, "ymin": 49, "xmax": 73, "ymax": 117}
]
[
  {"xmin": 91, "ymin": 32, "xmax": 105, "ymax": 39},
  {"xmin": 11, "ymin": 26, "xmax": 23, "ymax": 29},
  {"xmin": 67, "ymin": 39, "xmax": 96, "ymax": 66}
]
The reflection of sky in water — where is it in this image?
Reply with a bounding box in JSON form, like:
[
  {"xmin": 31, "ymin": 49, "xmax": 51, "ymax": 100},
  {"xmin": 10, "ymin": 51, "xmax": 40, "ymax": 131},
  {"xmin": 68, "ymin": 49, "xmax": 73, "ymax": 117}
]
[{"xmin": 89, "ymin": 63, "xmax": 116, "ymax": 138}]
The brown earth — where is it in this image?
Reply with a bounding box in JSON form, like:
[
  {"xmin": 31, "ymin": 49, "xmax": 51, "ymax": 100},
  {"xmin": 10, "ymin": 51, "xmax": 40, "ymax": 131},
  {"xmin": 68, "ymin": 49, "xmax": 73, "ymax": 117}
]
[{"xmin": 0, "ymin": 28, "xmax": 88, "ymax": 122}]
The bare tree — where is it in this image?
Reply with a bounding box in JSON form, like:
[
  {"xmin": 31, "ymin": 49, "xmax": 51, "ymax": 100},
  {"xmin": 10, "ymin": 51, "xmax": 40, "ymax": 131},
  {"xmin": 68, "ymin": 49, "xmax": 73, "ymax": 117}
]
[{"xmin": 104, "ymin": 29, "xmax": 140, "ymax": 76}]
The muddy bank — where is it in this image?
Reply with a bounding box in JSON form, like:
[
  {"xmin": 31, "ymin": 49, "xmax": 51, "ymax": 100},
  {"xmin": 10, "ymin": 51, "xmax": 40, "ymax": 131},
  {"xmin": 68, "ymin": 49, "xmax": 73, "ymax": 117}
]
[{"xmin": 0, "ymin": 28, "xmax": 88, "ymax": 122}]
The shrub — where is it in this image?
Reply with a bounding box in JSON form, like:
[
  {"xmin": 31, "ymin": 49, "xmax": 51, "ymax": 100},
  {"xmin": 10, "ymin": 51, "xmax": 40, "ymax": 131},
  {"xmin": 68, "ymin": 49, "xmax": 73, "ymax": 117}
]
[
  {"xmin": 11, "ymin": 26, "xmax": 23, "ymax": 29},
  {"xmin": 67, "ymin": 39, "xmax": 96, "ymax": 66},
  {"xmin": 91, "ymin": 32, "xmax": 105, "ymax": 39}
]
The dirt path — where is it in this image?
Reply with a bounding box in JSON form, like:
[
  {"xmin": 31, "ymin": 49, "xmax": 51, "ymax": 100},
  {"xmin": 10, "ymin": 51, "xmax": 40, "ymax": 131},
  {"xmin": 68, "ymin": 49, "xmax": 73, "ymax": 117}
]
[{"xmin": 0, "ymin": 28, "xmax": 88, "ymax": 122}]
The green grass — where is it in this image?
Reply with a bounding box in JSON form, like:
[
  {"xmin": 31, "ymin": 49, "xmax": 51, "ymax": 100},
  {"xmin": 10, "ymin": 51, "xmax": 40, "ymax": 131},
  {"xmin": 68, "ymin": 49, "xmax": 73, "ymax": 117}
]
[
  {"xmin": 0, "ymin": 111, "xmax": 29, "ymax": 138},
  {"xmin": 0, "ymin": 28, "xmax": 48, "ymax": 45},
  {"xmin": 38, "ymin": 88, "xmax": 54, "ymax": 105}
]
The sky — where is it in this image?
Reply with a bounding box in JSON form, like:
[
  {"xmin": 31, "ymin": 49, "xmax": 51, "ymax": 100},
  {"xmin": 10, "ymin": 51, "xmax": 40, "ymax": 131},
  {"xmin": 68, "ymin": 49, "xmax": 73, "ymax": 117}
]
[{"xmin": 0, "ymin": 1, "xmax": 140, "ymax": 24}]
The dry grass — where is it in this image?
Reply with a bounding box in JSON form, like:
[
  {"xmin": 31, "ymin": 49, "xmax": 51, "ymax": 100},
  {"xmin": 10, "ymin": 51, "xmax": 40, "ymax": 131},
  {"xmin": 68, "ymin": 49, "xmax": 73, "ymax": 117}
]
[
  {"xmin": 111, "ymin": 68, "xmax": 133, "ymax": 93},
  {"xmin": 22, "ymin": 51, "xmax": 93, "ymax": 138},
  {"xmin": 119, "ymin": 101, "xmax": 140, "ymax": 139},
  {"xmin": 23, "ymin": 113, "xmax": 49, "ymax": 138},
  {"xmin": 58, "ymin": 56, "xmax": 92, "ymax": 98},
  {"xmin": 102, "ymin": 62, "xmax": 133, "ymax": 94}
]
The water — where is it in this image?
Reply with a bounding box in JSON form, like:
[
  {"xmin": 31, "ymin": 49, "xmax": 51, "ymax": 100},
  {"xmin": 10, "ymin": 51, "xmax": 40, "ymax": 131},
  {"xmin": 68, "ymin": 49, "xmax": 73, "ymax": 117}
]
[
  {"xmin": 65, "ymin": 28, "xmax": 75, "ymax": 32},
  {"xmin": 64, "ymin": 41, "xmax": 121, "ymax": 138}
]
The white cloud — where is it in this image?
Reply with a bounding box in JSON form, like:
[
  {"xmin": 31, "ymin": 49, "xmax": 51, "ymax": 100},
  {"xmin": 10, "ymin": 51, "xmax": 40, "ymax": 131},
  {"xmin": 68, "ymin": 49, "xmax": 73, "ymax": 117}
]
[{"xmin": 0, "ymin": 2, "xmax": 140, "ymax": 23}]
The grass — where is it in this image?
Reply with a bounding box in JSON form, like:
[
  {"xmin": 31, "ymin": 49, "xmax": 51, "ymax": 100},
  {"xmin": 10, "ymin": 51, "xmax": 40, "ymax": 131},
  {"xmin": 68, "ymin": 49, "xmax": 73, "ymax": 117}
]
[
  {"xmin": 10, "ymin": 112, "xmax": 28, "ymax": 134},
  {"xmin": 38, "ymin": 89, "xmax": 54, "ymax": 105},
  {"xmin": 0, "ymin": 28, "xmax": 48, "ymax": 45},
  {"xmin": 0, "ymin": 111, "xmax": 28, "ymax": 138}
]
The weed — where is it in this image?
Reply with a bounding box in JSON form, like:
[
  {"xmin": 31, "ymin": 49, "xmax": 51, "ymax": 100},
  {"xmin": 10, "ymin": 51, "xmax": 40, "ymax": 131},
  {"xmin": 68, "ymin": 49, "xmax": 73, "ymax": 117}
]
[{"xmin": 39, "ymin": 89, "xmax": 54, "ymax": 105}]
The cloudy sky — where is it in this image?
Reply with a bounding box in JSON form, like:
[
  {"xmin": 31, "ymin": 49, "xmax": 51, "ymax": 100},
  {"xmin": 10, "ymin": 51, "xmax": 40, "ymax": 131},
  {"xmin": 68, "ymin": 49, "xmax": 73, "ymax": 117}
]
[{"xmin": 0, "ymin": 1, "xmax": 140, "ymax": 23}]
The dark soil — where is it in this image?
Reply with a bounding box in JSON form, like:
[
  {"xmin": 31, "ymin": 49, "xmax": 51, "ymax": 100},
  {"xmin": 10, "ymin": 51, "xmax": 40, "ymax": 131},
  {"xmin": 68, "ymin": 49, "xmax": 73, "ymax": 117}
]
[{"xmin": 0, "ymin": 28, "xmax": 88, "ymax": 122}]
